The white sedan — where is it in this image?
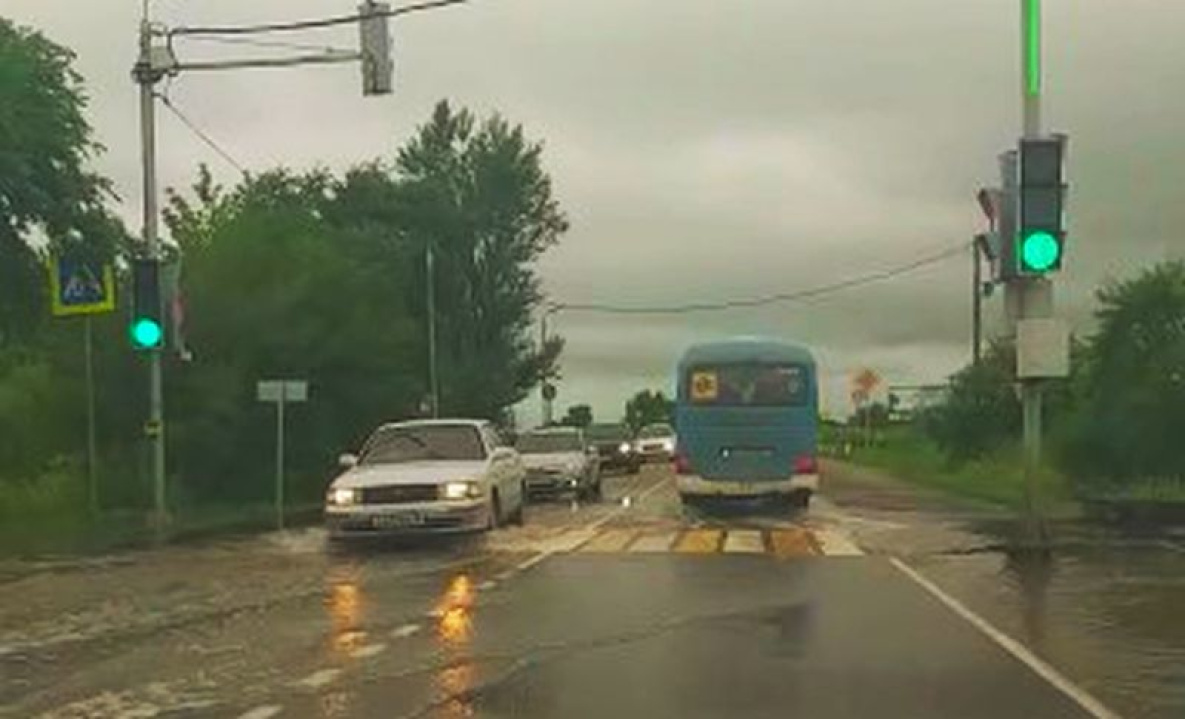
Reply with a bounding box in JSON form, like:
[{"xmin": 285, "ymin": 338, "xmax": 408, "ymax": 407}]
[{"xmin": 324, "ymin": 419, "xmax": 526, "ymax": 537}]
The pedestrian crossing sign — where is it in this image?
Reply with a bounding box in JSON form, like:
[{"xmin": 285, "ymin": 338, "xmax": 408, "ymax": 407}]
[{"xmin": 49, "ymin": 257, "xmax": 116, "ymax": 317}]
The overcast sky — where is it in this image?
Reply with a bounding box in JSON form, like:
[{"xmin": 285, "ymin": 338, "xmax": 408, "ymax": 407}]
[{"xmin": 6, "ymin": 0, "xmax": 1183, "ymax": 422}]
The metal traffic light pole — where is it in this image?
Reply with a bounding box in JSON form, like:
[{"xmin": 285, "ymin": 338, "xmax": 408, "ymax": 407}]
[
  {"xmin": 134, "ymin": 21, "xmax": 168, "ymax": 532},
  {"xmin": 129, "ymin": 1, "xmax": 432, "ymax": 533},
  {"xmin": 1013, "ymin": 0, "xmax": 1054, "ymax": 548}
]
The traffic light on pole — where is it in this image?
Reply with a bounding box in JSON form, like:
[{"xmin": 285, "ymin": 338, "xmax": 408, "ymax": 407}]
[
  {"xmin": 1017, "ymin": 136, "xmax": 1067, "ymax": 275},
  {"xmin": 130, "ymin": 258, "xmax": 164, "ymax": 351},
  {"xmin": 359, "ymin": 1, "xmax": 393, "ymax": 96}
]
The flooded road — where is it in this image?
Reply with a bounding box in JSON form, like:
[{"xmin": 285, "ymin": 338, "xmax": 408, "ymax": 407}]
[
  {"xmin": 824, "ymin": 460, "xmax": 1185, "ymax": 719},
  {"xmin": 1, "ymin": 463, "xmax": 1182, "ymax": 717}
]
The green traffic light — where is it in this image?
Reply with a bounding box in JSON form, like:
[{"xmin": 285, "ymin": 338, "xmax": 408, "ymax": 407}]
[
  {"xmin": 1021, "ymin": 230, "xmax": 1060, "ymax": 272},
  {"xmin": 131, "ymin": 318, "xmax": 163, "ymax": 348}
]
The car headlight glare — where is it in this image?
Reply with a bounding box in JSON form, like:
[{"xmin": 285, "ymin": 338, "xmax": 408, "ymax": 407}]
[
  {"xmin": 328, "ymin": 487, "xmax": 358, "ymax": 506},
  {"xmin": 662, "ymin": 439, "xmax": 675, "ymax": 452},
  {"xmin": 442, "ymin": 481, "xmax": 482, "ymax": 500},
  {"xmin": 618, "ymin": 442, "xmax": 631, "ymax": 454}
]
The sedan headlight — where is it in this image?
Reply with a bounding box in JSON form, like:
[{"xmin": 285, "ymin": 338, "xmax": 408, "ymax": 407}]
[
  {"xmin": 442, "ymin": 481, "xmax": 483, "ymax": 500},
  {"xmin": 618, "ymin": 442, "xmax": 631, "ymax": 454},
  {"xmin": 327, "ymin": 487, "xmax": 359, "ymax": 506},
  {"xmin": 662, "ymin": 439, "xmax": 675, "ymax": 452}
]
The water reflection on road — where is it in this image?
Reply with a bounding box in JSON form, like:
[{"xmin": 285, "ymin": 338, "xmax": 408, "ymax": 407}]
[{"xmin": 917, "ymin": 535, "xmax": 1185, "ymax": 719}]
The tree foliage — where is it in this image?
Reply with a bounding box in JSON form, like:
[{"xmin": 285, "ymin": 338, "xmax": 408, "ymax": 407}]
[
  {"xmin": 559, "ymin": 404, "xmax": 593, "ymax": 428},
  {"xmin": 0, "ymin": 18, "xmax": 118, "ymax": 346},
  {"xmin": 921, "ymin": 341, "xmax": 1020, "ymax": 462},
  {"xmin": 624, "ymin": 390, "xmax": 674, "ymax": 433},
  {"xmin": 392, "ymin": 101, "xmax": 567, "ymax": 419},
  {"xmin": 1061, "ymin": 261, "xmax": 1185, "ymax": 483}
]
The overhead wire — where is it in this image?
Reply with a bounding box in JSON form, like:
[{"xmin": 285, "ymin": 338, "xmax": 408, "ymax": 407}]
[
  {"xmin": 155, "ymin": 92, "xmax": 249, "ymax": 176},
  {"xmin": 555, "ymin": 241, "xmax": 970, "ymax": 315},
  {"xmin": 169, "ymin": 0, "xmax": 469, "ymax": 37}
]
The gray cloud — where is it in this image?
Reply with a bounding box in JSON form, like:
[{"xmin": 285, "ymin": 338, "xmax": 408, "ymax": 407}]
[{"xmin": 6, "ymin": 0, "xmax": 1183, "ymax": 423}]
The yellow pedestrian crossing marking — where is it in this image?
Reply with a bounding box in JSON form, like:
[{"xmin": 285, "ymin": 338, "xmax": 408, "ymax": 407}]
[
  {"xmin": 579, "ymin": 529, "xmax": 638, "ymax": 552},
  {"xmin": 673, "ymin": 529, "xmax": 724, "ymax": 554},
  {"xmin": 629, "ymin": 532, "xmax": 678, "ymax": 553},
  {"xmin": 768, "ymin": 528, "xmax": 818, "ymax": 558},
  {"xmin": 526, "ymin": 526, "xmax": 842, "ymax": 557},
  {"xmin": 723, "ymin": 530, "xmax": 764, "ymax": 553}
]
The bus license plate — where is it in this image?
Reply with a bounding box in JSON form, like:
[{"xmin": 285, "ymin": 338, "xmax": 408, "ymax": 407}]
[{"xmin": 372, "ymin": 513, "xmax": 422, "ymax": 529}]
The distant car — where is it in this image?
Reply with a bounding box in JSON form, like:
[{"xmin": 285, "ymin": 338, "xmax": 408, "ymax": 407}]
[
  {"xmin": 517, "ymin": 427, "xmax": 601, "ymax": 501},
  {"xmin": 585, "ymin": 423, "xmax": 642, "ymax": 474},
  {"xmin": 634, "ymin": 422, "xmax": 676, "ymax": 462},
  {"xmin": 324, "ymin": 419, "xmax": 526, "ymax": 537}
]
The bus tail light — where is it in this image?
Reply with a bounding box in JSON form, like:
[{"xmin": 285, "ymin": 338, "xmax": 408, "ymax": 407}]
[
  {"xmin": 674, "ymin": 451, "xmax": 693, "ymax": 475},
  {"xmin": 793, "ymin": 454, "xmax": 817, "ymax": 475}
]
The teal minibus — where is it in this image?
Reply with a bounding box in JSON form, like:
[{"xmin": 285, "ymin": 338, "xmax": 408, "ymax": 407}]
[{"xmin": 673, "ymin": 337, "xmax": 819, "ymax": 507}]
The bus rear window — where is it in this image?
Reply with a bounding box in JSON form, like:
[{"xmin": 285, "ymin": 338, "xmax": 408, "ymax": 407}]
[{"xmin": 687, "ymin": 364, "xmax": 808, "ymax": 406}]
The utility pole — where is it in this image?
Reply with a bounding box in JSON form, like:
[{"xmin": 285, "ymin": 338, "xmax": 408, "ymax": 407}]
[
  {"xmin": 972, "ymin": 239, "xmax": 983, "ymax": 365},
  {"xmin": 539, "ymin": 308, "xmax": 557, "ymax": 427},
  {"xmin": 134, "ymin": 20, "xmax": 168, "ymax": 532},
  {"xmin": 426, "ymin": 241, "xmax": 439, "ymax": 417}
]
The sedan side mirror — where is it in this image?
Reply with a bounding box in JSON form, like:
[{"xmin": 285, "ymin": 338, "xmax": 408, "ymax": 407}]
[{"xmin": 338, "ymin": 453, "xmax": 358, "ymax": 468}]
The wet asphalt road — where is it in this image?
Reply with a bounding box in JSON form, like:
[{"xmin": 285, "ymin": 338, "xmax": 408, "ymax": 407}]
[{"xmin": 0, "ymin": 464, "xmax": 1141, "ymax": 718}]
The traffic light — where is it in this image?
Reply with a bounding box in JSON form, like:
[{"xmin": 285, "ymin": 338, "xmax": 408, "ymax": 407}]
[
  {"xmin": 130, "ymin": 258, "xmax": 164, "ymax": 351},
  {"xmin": 359, "ymin": 1, "xmax": 393, "ymax": 96},
  {"xmin": 1017, "ymin": 136, "xmax": 1067, "ymax": 275}
]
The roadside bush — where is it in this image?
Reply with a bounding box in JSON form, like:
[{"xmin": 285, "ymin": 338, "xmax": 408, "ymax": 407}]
[{"xmin": 1060, "ymin": 261, "xmax": 1185, "ymax": 488}]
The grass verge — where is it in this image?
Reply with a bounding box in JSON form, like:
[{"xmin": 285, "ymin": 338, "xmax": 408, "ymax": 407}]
[{"xmin": 840, "ymin": 427, "xmax": 1074, "ymax": 512}]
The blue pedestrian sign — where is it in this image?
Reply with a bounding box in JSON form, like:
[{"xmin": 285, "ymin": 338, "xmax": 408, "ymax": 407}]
[{"xmin": 50, "ymin": 257, "xmax": 116, "ymax": 317}]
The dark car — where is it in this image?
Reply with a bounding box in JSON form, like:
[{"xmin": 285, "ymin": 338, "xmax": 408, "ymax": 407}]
[{"xmin": 585, "ymin": 423, "xmax": 641, "ymax": 474}]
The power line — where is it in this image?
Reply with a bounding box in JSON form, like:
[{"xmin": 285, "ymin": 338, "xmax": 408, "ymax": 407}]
[
  {"xmin": 555, "ymin": 241, "xmax": 970, "ymax": 315},
  {"xmin": 156, "ymin": 93, "xmax": 249, "ymax": 176},
  {"xmin": 170, "ymin": 0, "xmax": 469, "ymax": 38}
]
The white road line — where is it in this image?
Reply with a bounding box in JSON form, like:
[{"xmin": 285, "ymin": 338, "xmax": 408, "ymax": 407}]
[
  {"xmin": 390, "ymin": 624, "xmax": 421, "ymax": 639},
  {"xmin": 477, "ymin": 580, "xmax": 497, "ymax": 590},
  {"xmin": 1158, "ymin": 540, "xmax": 1185, "ymax": 554},
  {"xmin": 814, "ymin": 527, "xmax": 864, "ymax": 556},
  {"xmin": 292, "ymin": 668, "xmax": 342, "ymax": 690},
  {"xmin": 629, "ymin": 532, "xmax": 678, "ymax": 553},
  {"xmin": 237, "ymin": 705, "xmax": 283, "ymax": 719},
  {"xmin": 890, "ymin": 557, "xmax": 1121, "ymax": 719},
  {"xmin": 722, "ymin": 530, "xmax": 764, "ymax": 553},
  {"xmin": 349, "ymin": 642, "xmax": 386, "ymax": 660}
]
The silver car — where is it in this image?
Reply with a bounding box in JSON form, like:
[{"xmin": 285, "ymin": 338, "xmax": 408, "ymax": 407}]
[
  {"xmin": 324, "ymin": 419, "xmax": 526, "ymax": 537},
  {"xmin": 634, "ymin": 422, "xmax": 677, "ymax": 463},
  {"xmin": 517, "ymin": 427, "xmax": 602, "ymax": 501}
]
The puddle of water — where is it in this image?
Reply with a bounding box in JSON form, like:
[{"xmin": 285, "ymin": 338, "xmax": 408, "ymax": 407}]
[{"xmin": 916, "ymin": 542, "xmax": 1185, "ymax": 719}]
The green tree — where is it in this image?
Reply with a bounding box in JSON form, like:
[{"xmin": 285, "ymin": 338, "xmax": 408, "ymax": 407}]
[
  {"xmin": 392, "ymin": 100, "xmax": 567, "ymax": 419},
  {"xmin": 1062, "ymin": 261, "xmax": 1185, "ymax": 484},
  {"xmin": 164, "ymin": 168, "xmax": 424, "ymax": 503},
  {"xmin": 624, "ymin": 390, "xmax": 673, "ymax": 434},
  {"xmin": 921, "ymin": 341, "xmax": 1019, "ymax": 461},
  {"xmin": 0, "ymin": 19, "xmax": 115, "ymax": 346},
  {"xmin": 559, "ymin": 404, "xmax": 593, "ymax": 428}
]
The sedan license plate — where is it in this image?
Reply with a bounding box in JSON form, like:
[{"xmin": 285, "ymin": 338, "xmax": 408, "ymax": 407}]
[{"xmin": 371, "ymin": 512, "xmax": 422, "ymax": 530}]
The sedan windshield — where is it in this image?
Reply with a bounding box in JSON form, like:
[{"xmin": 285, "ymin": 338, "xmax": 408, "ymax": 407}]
[
  {"xmin": 360, "ymin": 425, "xmax": 486, "ymax": 464},
  {"xmin": 638, "ymin": 424, "xmax": 674, "ymax": 438},
  {"xmin": 518, "ymin": 433, "xmax": 583, "ymax": 454},
  {"xmin": 586, "ymin": 424, "xmax": 629, "ymax": 441}
]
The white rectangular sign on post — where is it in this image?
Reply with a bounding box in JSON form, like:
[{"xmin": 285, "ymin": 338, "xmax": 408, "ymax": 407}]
[
  {"xmin": 256, "ymin": 379, "xmax": 309, "ymax": 530},
  {"xmin": 1017, "ymin": 318, "xmax": 1070, "ymax": 379}
]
